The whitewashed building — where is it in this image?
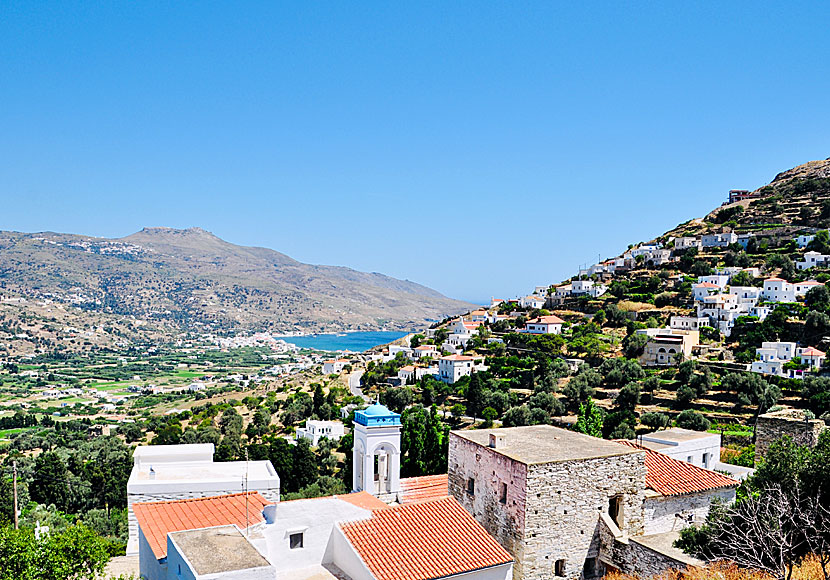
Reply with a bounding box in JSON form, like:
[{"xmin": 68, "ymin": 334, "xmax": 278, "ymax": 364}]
[
  {"xmin": 521, "ymin": 315, "xmax": 564, "ymax": 335},
  {"xmin": 126, "ymin": 444, "xmax": 280, "ymax": 555},
  {"xmin": 796, "ymin": 234, "xmax": 816, "ymax": 247},
  {"xmin": 797, "ymin": 251, "xmax": 830, "ymax": 270},
  {"xmin": 519, "ymin": 295, "xmax": 546, "ymax": 309},
  {"xmin": 296, "ymin": 420, "xmax": 345, "ymax": 446},
  {"xmin": 701, "ymin": 232, "xmax": 738, "ymax": 248}
]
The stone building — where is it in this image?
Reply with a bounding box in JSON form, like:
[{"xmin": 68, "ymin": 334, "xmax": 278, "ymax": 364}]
[
  {"xmin": 755, "ymin": 408, "xmax": 828, "ymax": 465},
  {"xmin": 448, "ymin": 426, "xmax": 737, "ymax": 580},
  {"xmin": 449, "ymin": 426, "xmax": 646, "ymax": 580}
]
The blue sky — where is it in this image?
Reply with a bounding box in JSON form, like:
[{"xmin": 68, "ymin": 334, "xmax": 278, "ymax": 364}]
[{"xmin": 1, "ymin": 3, "xmax": 829, "ymax": 303}]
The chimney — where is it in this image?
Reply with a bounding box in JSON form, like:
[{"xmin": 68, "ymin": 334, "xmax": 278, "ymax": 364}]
[{"xmin": 489, "ymin": 433, "xmax": 505, "ymax": 449}]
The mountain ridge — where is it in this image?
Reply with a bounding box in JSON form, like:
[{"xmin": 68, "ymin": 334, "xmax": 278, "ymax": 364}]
[{"xmin": 0, "ymin": 227, "xmax": 473, "ymax": 336}]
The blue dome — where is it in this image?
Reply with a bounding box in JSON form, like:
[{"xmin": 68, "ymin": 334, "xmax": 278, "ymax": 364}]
[{"xmin": 363, "ymin": 403, "xmax": 393, "ymax": 416}]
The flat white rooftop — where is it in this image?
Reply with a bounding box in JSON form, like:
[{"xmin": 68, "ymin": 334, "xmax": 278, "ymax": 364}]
[{"xmin": 128, "ymin": 444, "xmax": 280, "ymax": 494}]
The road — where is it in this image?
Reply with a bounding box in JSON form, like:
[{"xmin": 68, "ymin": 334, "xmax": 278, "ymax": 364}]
[{"xmin": 348, "ymin": 370, "xmax": 368, "ymax": 401}]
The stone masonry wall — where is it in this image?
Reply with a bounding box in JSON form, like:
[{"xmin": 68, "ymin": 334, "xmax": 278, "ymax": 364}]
[
  {"xmin": 449, "ymin": 434, "xmax": 528, "ymax": 580},
  {"xmin": 644, "ymin": 488, "xmax": 735, "ymax": 535},
  {"xmin": 599, "ymin": 519, "xmax": 697, "ymax": 579},
  {"xmin": 521, "ymin": 452, "xmax": 646, "ymax": 580},
  {"xmin": 755, "ymin": 411, "xmax": 827, "ymax": 465}
]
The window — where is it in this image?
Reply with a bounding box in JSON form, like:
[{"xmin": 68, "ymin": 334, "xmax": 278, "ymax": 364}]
[
  {"xmin": 289, "ymin": 532, "xmax": 304, "ymax": 550},
  {"xmin": 554, "ymin": 559, "xmax": 566, "ymax": 577},
  {"xmin": 608, "ymin": 495, "xmax": 624, "ymax": 529},
  {"xmin": 499, "ymin": 482, "xmax": 507, "ymax": 504},
  {"xmin": 466, "ymin": 477, "xmax": 475, "ymax": 495},
  {"xmin": 702, "ymin": 453, "xmax": 711, "ymax": 468}
]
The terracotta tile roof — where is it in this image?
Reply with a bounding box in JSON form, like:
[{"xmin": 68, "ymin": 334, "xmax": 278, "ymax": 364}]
[
  {"xmin": 339, "ymin": 496, "xmax": 512, "ymax": 580},
  {"xmin": 398, "ymin": 474, "xmax": 449, "ymax": 504},
  {"xmin": 441, "ymin": 354, "xmax": 474, "ymax": 361},
  {"xmin": 801, "ymin": 347, "xmax": 826, "ymax": 356},
  {"xmin": 694, "ymin": 282, "xmax": 719, "ymax": 288},
  {"xmin": 133, "ymin": 492, "xmax": 272, "ymax": 560},
  {"xmin": 528, "ymin": 315, "xmax": 564, "ymax": 324},
  {"xmin": 616, "ymin": 441, "xmax": 738, "ymax": 496},
  {"xmin": 336, "ymin": 491, "xmax": 390, "ymax": 511}
]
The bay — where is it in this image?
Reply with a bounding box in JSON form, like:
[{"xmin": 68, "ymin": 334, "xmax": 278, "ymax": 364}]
[{"xmin": 278, "ymin": 331, "xmax": 409, "ymax": 352}]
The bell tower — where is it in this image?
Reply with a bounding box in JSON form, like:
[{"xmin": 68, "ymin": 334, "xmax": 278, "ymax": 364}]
[{"xmin": 352, "ymin": 403, "xmax": 402, "ymax": 499}]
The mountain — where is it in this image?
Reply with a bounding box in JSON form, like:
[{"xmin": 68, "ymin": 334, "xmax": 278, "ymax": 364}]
[{"xmin": 0, "ymin": 227, "xmax": 473, "ymax": 335}]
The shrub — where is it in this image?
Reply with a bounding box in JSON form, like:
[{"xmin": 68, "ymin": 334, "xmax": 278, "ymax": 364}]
[{"xmin": 675, "ymin": 409, "xmax": 710, "ymax": 431}]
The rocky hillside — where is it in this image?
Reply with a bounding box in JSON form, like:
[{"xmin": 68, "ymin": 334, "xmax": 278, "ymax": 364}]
[
  {"xmin": 664, "ymin": 158, "xmax": 830, "ymax": 240},
  {"xmin": 0, "ymin": 228, "xmax": 473, "ymax": 335}
]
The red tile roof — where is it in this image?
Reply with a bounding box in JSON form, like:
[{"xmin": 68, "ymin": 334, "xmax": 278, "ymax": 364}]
[
  {"xmin": 335, "ymin": 491, "xmax": 390, "ymax": 511},
  {"xmin": 616, "ymin": 441, "xmax": 738, "ymax": 497},
  {"xmin": 398, "ymin": 474, "xmax": 449, "ymax": 504},
  {"xmin": 801, "ymin": 347, "xmax": 826, "ymax": 356},
  {"xmin": 441, "ymin": 354, "xmax": 474, "ymax": 361},
  {"xmin": 133, "ymin": 492, "xmax": 272, "ymax": 560},
  {"xmin": 528, "ymin": 315, "xmax": 564, "ymax": 324},
  {"xmin": 339, "ymin": 496, "xmax": 512, "ymax": 580}
]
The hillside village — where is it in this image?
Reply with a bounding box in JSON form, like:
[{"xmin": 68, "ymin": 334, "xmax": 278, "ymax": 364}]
[{"xmin": 2, "ymin": 159, "xmax": 830, "ymax": 580}]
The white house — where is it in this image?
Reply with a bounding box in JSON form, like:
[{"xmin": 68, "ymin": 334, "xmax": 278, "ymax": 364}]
[
  {"xmin": 692, "ymin": 282, "xmax": 721, "ymax": 301},
  {"xmin": 701, "ymin": 232, "xmax": 738, "ymax": 248},
  {"xmin": 798, "ymin": 251, "xmax": 830, "ymax": 270},
  {"xmin": 521, "ymin": 315, "xmax": 564, "ymax": 335},
  {"xmin": 762, "ymin": 278, "xmax": 796, "ymax": 303},
  {"xmin": 518, "ymin": 295, "xmax": 546, "ymax": 309},
  {"xmin": 552, "ymin": 284, "xmax": 572, "ymax": 300},
  {"xmin": 438, "ymin": 355, "xmax": 485, "ymax": 384},
  {"xmin": 411, "ymin": 345, "xmax": 438, "ymax": 360},
  {"xmin": 796, "ymin": 234, "xmax": 816, "ymax": 248},
  {"xmin": 669, "ymin": 316, "xmax": 709, "ymax": 331},
  {"xmin": 674, "ymin": 236, "xmax": 701, "ymax": 251},
  {"xmin": 296, "ymin": 420, "xmax": 346, "ymax": 446},
  {"xmin": 469, "ymin": 309, "xmax": 488, "ymax": 322},
  {"xmin": 730, "ymin": 285, "xmax": 762, "ymax": 303},
  {"xmin": 397, "ymin": 365, "xmax": 416, "ymax": 384},
  {"xmin": 798, "ymin": 346, "xmax": 826, "ymax": 370},
  {"xmin": 126, "ymin": 444, "xmax": 281, "ymax": 555},
  {"xmin": 751, "ymin": 341, "xmax": 797, "ymax": 377},
  {"xmin": 795, "ymin": 280, "xmax": 824, "ymax": 297},
  {"xmin": 322, "ymin": 359, "xmax": 349, "ymax": 374},
  {"xmin": 698, "ymin": 275, "xmax": 730, "ymax": 290}
]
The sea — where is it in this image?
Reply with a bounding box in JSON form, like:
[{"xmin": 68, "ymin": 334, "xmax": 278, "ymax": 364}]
[{"xmin": 277, "ymin": 331, "xmax": 409, "ymax": 352}]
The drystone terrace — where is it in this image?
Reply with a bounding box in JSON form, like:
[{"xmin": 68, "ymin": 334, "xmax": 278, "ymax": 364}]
[{"xmin": 755, "ymin": 408, "xmax": 828, "ymax": 464}]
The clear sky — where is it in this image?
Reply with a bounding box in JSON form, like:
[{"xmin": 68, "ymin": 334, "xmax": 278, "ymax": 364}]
[{"xmin": 1, "ymin": 3, "xmax": 829, "ymax": 304}]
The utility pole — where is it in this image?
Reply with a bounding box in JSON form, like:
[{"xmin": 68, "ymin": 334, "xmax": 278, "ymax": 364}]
[{"xmin": 12, "ymin": 460, "xmax": 19, "ymax": 530}]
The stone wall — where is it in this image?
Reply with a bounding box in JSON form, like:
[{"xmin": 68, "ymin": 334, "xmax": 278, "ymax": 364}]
[
  {"xmin": 644, "ymin": 488, "xmax": 735, "ymax": 535},
  {"xmin": 755, "ymin": 409, "xmax": 827, "ymax": 465},
  {"xmin": 521, "ymin": 452, "xmax": 646, "ymax": 580},
  {"xmin": 598, "ymin": 517, "xmax": 697, "ymax": 579},
  {"xmin": 448, "ymin": 433, "xmax": 528, "ymax": 576},
  {"xmin": 448, "ymin": 432, "xmax": 646, "ymax": 580}
]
